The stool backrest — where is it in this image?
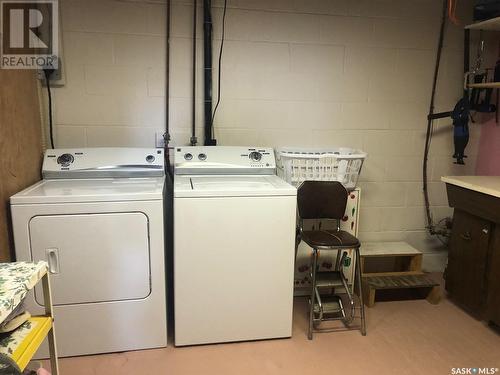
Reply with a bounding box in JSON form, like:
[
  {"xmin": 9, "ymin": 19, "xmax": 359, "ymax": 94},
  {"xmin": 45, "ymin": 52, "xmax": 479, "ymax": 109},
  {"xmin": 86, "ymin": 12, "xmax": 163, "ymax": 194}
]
[{"xmin": 297, "ymin": 181, "xmax": 348, "ymax": 220}]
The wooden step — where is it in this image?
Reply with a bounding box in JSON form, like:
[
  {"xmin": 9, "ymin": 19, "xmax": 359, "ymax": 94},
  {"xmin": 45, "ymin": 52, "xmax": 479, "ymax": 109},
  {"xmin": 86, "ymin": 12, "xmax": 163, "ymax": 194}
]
[
  {"xmin": 360, "ymin": 241, "xmax": 423, "ymax": 276},
  {"xmin": 315, "ymin": 271, "xmax": 344, "ymax": 288},
  {"xmin": 362, "ymin": 274, "xmax": 441, "ymax": 307},
  {"xmin": 313, "ymin": 295, "xmax": 344, "ymax": 320},
  {"xmin": 364, "ymin": 274, "xmax": 438, "ymax": 289},
  {"xmin": 361, "ymin": 241, "xmax": 422, "ymax": 258}
]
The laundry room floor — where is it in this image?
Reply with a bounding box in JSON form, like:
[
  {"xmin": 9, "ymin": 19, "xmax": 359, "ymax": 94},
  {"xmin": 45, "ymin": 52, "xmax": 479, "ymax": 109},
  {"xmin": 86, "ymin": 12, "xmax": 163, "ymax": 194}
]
[{"xmin": 52, "ymin": 289, "xmax": 499, "ymax": 375}]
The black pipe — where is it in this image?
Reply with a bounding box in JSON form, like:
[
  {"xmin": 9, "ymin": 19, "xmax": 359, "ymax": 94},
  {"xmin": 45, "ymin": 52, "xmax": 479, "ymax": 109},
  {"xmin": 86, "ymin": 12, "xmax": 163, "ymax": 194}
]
[
  {"xmin": 427, "ymin": 111, "xmax": 452, "ymax": 120},
  {"xmin": 203, "ymin": 0, "xmax": 216, "ymax": 145},
  {"xmin": 165, "ymin": 0, "xmax": 172, "ymax": 175},
  {"xmin": 191, "ymin": 0, "xmax": 197, "ymax": 146}
]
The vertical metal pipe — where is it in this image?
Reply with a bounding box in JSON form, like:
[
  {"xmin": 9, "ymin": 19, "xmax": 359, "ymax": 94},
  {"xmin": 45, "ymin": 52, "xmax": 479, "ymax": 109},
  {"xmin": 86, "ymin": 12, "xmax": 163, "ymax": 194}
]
[
  {"xmin": 308, "ymin": 249, "xmax": 318, "ymax": 340},
  {"xmin": 165, "ymin": 0, "xmax": 172, "ymax": 174},
  {"xmin": 191, "ymin": 0, "xmax": 197, "ymax": 146},
  {"xmin": 355, "ymin": 247, "xmax": 366, "ymax": 336},
  {"xmin": 203, "ymin": 0, "xmax": 214, "ymax": 145}
]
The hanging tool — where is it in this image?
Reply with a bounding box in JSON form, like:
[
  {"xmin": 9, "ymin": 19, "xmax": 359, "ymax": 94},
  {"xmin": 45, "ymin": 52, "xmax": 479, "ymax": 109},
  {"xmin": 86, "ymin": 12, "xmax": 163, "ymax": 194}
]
[
  {"xmin": 464, "ymin": 32, "xmax": 497, "ymax": 114},
  {"xmin": 451, "ymin": 98, "xmax": 470, "ymax": 164}
]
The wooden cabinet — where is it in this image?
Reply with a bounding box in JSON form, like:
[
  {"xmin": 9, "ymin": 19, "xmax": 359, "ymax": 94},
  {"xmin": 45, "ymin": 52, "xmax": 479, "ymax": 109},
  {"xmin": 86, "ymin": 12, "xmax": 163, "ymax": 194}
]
[
  {"xmin": 447, "ymin": 210, "xmax": 491, "ymax": 315},
  {"xmin": 486, "ymin": 227, "xmax": 500, "ymax": 326},
  {"xmin": 445, "ymin": 182, "xmax": 500, "ymax": 326}
]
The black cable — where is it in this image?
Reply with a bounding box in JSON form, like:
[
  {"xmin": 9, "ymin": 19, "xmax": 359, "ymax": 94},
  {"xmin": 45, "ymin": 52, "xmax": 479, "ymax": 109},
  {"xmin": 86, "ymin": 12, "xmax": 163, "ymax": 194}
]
[
  {"xmin": 423, "ymin": 0, "xmax": 447, "ymax": 234},
  {"xmin": 191, "ymin": 0, "xmax": 197, "ymax": 145},
  {"xmin": 44, "ymin": 70, "xmax": 55, "ymax": 149},
  {"xmin": 211, "ymin": 0, "xmax": 227, "ymax": 136}
]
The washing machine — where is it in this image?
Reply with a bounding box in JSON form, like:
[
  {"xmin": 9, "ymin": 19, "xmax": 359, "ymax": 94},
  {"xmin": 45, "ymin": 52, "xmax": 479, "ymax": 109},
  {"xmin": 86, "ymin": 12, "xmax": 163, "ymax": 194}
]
[
  {"xmin": 174, "ymin": 146, "xmax": 297, "ymax": 346},
  {"xmin": 10, "ymin": 148, "xmax": 167, "ymax": 357}
]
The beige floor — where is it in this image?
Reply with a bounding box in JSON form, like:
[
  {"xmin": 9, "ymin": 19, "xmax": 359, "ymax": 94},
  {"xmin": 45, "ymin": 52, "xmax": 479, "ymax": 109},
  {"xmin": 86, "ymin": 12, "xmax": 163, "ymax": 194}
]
[{"xmin": 53, "ymin": 295, "xmax": 500, "ymax": 375}]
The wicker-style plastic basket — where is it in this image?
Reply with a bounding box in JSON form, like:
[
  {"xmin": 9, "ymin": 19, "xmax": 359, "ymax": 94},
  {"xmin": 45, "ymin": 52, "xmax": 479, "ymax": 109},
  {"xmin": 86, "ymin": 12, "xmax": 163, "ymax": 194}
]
[{"xmin": 276, "ymin": 147, "xmax": 367, "ymax": 190}]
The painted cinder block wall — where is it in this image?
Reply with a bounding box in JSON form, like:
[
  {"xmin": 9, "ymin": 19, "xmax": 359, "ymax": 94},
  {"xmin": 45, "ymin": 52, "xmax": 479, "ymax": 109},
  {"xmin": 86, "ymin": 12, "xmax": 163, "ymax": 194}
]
[
  {"xmin": 476, "ymin": 118, "xmax": 500, "ymax": 176},
  {"xmin": 475, "ymin": 34, "xmax": 500, "ymax": 177},
  {"xmin": 53, "ymin": 0, "xmax": 480, "ymax": 268}
]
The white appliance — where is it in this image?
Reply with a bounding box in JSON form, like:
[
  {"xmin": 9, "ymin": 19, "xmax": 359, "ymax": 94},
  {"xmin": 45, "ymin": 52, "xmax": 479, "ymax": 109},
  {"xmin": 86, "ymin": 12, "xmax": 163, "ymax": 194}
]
[
  {"xmin": 174, "ymin": 146, "xmax": 297, "ymax": 346},
  {"xmin": 10, "ymin": 148, "xmax": 167, "ymax": 357}
]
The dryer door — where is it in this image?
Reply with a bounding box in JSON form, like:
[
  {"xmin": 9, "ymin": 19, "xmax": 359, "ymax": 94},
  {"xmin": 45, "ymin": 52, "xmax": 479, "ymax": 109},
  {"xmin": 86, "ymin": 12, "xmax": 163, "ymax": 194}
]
[{"xmin": 29, "ymin": 212, "xmax": 151, "ymax": 306}]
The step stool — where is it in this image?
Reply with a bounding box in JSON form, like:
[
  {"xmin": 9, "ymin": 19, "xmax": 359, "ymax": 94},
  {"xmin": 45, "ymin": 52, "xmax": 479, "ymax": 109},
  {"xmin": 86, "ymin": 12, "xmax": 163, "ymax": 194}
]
[{"xmin": 360, "ymin": 242, "xmax": 441, "ymax": 307}]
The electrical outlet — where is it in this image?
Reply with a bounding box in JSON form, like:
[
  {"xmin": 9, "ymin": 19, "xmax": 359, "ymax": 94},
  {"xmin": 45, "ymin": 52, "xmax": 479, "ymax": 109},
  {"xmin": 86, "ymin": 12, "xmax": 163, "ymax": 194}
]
[
  {"xmin": 37, "ymin": 1, "xmax": 65, "ymax": 87},
  {"xmin": 155, "ymin": 132, "xmax": 166, "ymax": 148},
  {"xmin": 37, "ymin": 57, "xmax": 65, "ymax": 87}
]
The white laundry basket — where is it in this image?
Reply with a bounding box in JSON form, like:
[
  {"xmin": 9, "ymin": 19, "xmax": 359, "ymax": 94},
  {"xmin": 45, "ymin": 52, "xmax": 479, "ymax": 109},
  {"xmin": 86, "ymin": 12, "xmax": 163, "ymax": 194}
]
[{"xmin": 275, "ymin": 147, "xmax": 367, "ymax": 190}]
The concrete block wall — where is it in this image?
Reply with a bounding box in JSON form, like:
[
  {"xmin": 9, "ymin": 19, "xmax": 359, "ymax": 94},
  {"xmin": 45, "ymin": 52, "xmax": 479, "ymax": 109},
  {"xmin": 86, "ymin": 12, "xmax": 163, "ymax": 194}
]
[{"xmin": 54, "ymin": 0, "xmax": 480, "ymax": 266}]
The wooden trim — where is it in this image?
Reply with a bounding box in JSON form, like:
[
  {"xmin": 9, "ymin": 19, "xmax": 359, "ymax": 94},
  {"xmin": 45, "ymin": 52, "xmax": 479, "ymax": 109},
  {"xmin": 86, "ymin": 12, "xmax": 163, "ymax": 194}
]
[
  {"xmin": 409, "ymin": 254, "xmax": 423, "ymax": 272},
  {"xmin": 426, "ymin": 286, "xmax": 442, "ymax": 305},
  {"xmin": 446, "ymin": 184, "xmax": 500, "ymax": 224},
  {"xmin": 362, "ymin": 271, "xmax": 423, "ymax": 277},
  {"xmin": 42, "ymin": 273, "xmax": 59, "ymax": 375},
  {"xmin": 0, "ymin": 70, "xmax": 43, "ymax": 261}
]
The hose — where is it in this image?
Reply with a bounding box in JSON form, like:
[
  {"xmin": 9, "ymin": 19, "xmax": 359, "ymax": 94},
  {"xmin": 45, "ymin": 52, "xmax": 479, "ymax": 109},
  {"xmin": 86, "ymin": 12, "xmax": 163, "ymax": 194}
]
[{"xmin": 423, "ymin": 0, "xmax": 448, "ymax": 235}]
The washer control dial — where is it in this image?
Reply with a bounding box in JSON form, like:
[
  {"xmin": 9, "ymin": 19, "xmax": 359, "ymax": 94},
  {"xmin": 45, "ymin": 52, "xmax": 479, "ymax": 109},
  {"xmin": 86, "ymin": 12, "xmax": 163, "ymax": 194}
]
[
  {"xmin": 57, "ymin": 153, "xmax": 74, "ymax": 166},
  {"xmin": 249, "ymin": 151, "xmax": 262, "ymax": 162},
  {"xmin": 184, "ymin": 153, "xmax": 193, "ymax": 161},
  {"xmin": 146, "ymin": 155, "xmax": 155, "ymax": 163},
  {"xmin": 198, "ymin": 153, "xmax": 207, "ymax": 161}
]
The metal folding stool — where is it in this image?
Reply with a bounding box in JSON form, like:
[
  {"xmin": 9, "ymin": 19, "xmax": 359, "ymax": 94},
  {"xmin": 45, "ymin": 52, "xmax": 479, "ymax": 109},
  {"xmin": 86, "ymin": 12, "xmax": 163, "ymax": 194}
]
[{"xmin": 296, "ymin": 181, "xmax": 367, "ymax": 339}]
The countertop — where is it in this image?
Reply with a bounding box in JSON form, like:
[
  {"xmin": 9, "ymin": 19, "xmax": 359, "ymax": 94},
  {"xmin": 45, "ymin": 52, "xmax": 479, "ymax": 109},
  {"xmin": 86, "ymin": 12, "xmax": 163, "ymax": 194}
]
[{"xmin": 441, "ymin": 176, "xmax": 500, "ymax": 199}]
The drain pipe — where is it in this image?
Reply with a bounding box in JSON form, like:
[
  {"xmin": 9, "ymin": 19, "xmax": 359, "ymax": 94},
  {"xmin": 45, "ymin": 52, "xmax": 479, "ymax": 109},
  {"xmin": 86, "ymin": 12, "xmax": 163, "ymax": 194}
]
[
  {"xmin": 165, "ymin": 0, "xmax": 172, "ymax": 175},
  {"xmin": 190, "ymin": 0, "xmax": 197, "ymax": 146},
  {"xmin": 203, "ymin": 0, "xmax": 216, "ymax": 145}
]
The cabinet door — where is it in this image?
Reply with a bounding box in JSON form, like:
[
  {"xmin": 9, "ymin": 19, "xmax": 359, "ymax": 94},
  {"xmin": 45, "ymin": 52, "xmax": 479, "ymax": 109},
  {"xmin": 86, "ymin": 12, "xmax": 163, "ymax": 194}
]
[
  {"xmin": 486, "ymin": 226, "xmax": 500, "ymax": 326},
  {"xmin": 447, "ymin": 210, "xmax": 491, "ymax": 315}
]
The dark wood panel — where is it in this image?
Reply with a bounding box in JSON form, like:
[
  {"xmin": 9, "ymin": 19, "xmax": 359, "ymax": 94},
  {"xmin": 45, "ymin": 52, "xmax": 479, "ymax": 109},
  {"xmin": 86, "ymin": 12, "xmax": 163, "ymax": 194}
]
[
  {"xmin": 446, "ymin": 210, "xmax": 491, "ymax": 316},
  {"xmin": 486, "ymin": 226, "xmax": 500, "ymax": 326},
  {"xmin": 0, "ymin": 70, "xmax": 43, "ymax": 261},
  {"xmin": 446, "ymin": 184, "xmax": 500, "ymax": 224}
]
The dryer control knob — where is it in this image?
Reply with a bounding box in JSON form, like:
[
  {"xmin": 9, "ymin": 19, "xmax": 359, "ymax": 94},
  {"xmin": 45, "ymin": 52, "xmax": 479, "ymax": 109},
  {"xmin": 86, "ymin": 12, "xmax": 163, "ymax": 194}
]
[
  {"xmin": 249, "ymin": 151, "xmax": 262, "ymax": 162},
  {"xmin": 198, "ymin": 153, "xmax": 207, "ymax": 161},
  {"xmin": 57, "ymin": 153, "xmax": 74, "ymax": 166},
  {"xmin": 146, "ymin": 155, "xmax": 155, "ymax": 163},
  {"xmin": 184, "ymin": 153, "xmax": 193, "ymax": 161}
]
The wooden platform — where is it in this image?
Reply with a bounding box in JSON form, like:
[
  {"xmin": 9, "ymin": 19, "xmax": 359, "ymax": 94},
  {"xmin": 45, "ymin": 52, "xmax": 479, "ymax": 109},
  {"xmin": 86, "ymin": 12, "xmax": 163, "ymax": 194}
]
[
  {"xmin": 361, "ymin": 242, "xmax": 423, "ymax": 276},
  {"xmin": 360, "ymin": 242, "xmax": 441, "ymax": 307}
]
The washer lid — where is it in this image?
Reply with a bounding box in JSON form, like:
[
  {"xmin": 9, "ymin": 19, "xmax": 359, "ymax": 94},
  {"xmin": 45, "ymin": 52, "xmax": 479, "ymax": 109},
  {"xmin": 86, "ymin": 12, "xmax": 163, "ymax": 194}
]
[
  {"xmin": 10, "ymin": 177, "xmax": 165, "ymax": 204},
  {"xmin": 174, "ymin": 175, "xmax": 296, "ymax": 198}
]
